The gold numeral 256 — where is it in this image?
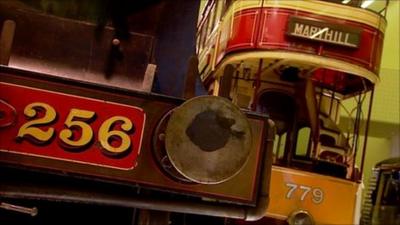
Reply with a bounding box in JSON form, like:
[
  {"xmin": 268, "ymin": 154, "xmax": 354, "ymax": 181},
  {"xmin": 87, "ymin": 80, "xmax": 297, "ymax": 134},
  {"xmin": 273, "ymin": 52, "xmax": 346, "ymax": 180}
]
[{"xmin": 17, "ymin": 102, "xmax": 134, "ymax": 156}]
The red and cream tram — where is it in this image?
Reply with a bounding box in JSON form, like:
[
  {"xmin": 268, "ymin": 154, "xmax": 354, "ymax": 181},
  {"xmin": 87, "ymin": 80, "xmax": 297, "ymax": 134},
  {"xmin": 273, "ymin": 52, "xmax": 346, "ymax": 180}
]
[{"xmin": 196, "ymin": 0, "xmax": 388, "ymax": 224}]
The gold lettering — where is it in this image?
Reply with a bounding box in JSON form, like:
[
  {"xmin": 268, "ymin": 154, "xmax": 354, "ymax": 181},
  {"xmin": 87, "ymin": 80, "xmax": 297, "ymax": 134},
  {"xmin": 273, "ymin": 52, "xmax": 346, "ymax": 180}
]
[
  {"xmin": 59, "ymin": 109, "xmax": 96, "ymax": 149},
  {"xmin": 99, "ymin": 116, "xmax": 133, "ymax": 156},
  {"xmin": 17, "ymin": 102, "xmax": 57, "ymax": 144}
]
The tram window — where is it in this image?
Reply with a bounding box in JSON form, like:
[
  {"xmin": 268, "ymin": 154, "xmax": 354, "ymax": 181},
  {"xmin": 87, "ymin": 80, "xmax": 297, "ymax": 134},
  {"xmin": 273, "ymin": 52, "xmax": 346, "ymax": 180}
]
[
  {"xmin": 196, "ymin": 35, "xmax": 201, "ymax": 53},
  {"xmin": 273, "ymin": 133, "xmax": 287, "ymax": 160},
  {"xmin": 198, "ymin": 0, "xmax": 210, "ymax": 23},
  {"xmin": 256, "ymin": 92, "xmax": 295, "ymax": 162},
  {"xmin": 381, "ymin": 171, "xmax": 400, "ymax": 206},
  {"xmin": 320, "ymin": 134, "xmax": 336, "ymax": 147},
  {"xmin": 197, "ymin": 0, "xmax": 220, "ymax": 53},
  {"xmin": 321, "ymin": 0, "xmax": 388, "ymax": 14},
  {"xmin": 295, "ymin": 127, "xmax": 311, "ymax": 157},
  {"xmin": 222, "ymin": 0, "xmax": 235, "ymax": 16},
  {"xmin": 206, "ymin": 2, "xmax": 217, "ymax": 36},
  {"xmin": 362, "ymin": 0, "xmax": 388, "ymax": 15},
  {"xmin": 322, "ymin": 0, "xmax": 361, "ymax": 7},
  {"xmin": 214, "ymin": 0, "xmax": 223, "ymax": 28},
  {"xmin": 199, "ymin": 17, "xmax": 209, "ymax": 50}
]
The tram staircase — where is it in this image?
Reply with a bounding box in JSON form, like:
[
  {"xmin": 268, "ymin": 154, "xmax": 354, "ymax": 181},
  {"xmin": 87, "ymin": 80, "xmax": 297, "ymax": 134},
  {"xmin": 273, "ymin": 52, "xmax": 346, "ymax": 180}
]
[{"xmin": 361, "ymin": 168, "xmax": 380, "ymax": 225}]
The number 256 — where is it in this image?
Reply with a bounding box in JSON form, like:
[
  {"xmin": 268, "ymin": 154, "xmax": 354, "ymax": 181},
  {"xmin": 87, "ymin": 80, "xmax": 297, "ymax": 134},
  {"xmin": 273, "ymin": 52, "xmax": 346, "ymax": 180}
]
[{"xmin": 17, "ymin": 102, "xmax": 134, "ymax": 156}]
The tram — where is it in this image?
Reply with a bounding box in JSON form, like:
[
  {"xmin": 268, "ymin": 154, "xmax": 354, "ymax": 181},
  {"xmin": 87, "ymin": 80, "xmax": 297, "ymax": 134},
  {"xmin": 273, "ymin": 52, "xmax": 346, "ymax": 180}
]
[
  {"xmin": 0, "ymin": 1, "xmax": 275, "ymax": 224},
  {"xmin": 361, "ymin": 158, "xmax": 400, "ymax": 225},
  {"xmin": 196, "ymin": 0, "xmax": 388, "ymax": 224}
]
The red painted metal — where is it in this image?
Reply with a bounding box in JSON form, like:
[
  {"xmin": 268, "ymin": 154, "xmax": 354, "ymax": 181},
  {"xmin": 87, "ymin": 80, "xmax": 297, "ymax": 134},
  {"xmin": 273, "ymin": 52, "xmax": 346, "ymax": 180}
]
[
  {"xmin": 219, "ymin": 7, "xmax": 384, "ymax": 75},
  {"xmin": 227, "ymin": 8, "xmax": 261, "ymax": 51},
  {"xmin": 0, "ymin": 82, "xmax": 145, "ymax": 170}
]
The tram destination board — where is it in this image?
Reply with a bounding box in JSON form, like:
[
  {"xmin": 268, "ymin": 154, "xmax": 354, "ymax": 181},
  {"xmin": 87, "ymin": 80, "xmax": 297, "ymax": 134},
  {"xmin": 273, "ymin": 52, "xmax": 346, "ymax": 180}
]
[
  {"xmin": 287, "ymin": 16, "xmax": 361, "ymax": 48},
  {"xmin": 0, "ymin": 67, "xmax": 269, "ymax": 204}
]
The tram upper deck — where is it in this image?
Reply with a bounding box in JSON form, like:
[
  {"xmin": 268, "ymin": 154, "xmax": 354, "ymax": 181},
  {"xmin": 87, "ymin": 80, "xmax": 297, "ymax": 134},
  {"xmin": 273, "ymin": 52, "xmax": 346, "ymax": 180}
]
[{"xmin": 197, "ymin": 0, "xmax": 387, "ymax": 97}]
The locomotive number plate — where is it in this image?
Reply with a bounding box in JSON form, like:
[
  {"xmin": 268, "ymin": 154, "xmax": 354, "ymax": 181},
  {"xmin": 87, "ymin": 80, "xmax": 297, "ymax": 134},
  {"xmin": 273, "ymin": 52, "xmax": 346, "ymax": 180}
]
[{"xmin": 0, "ymin": 82, "xmax": 145, "ymax": 170}]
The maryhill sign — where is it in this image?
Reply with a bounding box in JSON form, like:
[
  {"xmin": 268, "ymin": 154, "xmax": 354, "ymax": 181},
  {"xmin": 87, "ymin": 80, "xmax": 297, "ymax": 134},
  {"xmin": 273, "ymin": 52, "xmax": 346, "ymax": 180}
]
[{"xmin": 287, "ymin": 16, "xmax": 361, "ymax": 48}]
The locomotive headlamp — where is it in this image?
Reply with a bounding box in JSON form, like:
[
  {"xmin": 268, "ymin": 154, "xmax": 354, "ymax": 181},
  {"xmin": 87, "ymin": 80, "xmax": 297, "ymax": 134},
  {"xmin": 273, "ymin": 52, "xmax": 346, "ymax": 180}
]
[
  {"xmin": 165, "ymin": 96, "xmax": 252, "ymax": 184},
  {"xmin": 287, "ymin": 210, "xmax": 315, "ymax": 225}
]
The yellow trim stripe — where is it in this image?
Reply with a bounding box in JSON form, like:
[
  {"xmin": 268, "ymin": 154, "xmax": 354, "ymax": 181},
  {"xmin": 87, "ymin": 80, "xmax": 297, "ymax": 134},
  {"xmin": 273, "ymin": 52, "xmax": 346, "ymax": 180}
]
[
  {"xmin": 232, "ymin": 0, "xmax": 263, "ymax": 11},
  {"xmin": 214, "ymin": 50, "xmax": 379, "ymax": 84}
]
